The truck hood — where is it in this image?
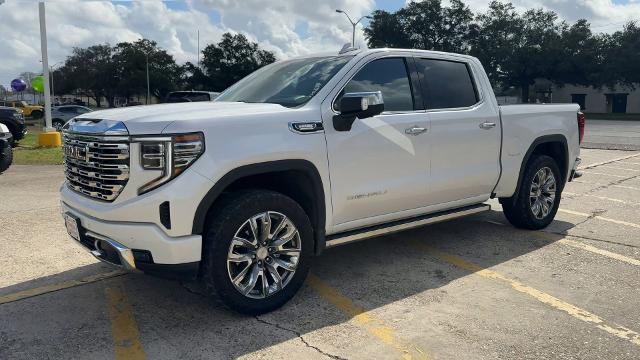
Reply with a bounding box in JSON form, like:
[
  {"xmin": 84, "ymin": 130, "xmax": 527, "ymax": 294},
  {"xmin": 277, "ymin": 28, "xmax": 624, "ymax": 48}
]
[{"xmin": 74, "ymin": 102, "xmax": 293, "ymax": 134}]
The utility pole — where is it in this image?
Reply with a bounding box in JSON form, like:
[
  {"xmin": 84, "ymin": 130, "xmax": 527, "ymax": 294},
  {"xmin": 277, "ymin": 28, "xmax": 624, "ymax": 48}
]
[
  {"xmin": 335, "ymin": 9, "xmax": 372, "ymax": 47},
  {"xmin": 197, "ymin": 29, "xmax": 200, "ymax": 68}
]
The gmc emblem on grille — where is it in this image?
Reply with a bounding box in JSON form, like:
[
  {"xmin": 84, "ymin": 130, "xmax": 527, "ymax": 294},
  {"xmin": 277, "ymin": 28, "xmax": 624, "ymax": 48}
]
[{"xmin": 64, "ymin": 145, "xmax": 89, "ymax": 162}]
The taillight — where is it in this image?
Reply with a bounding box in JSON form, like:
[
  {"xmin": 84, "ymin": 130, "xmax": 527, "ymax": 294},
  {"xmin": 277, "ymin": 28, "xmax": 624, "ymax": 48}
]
[{"xmin": 577, "ymin": 112, "xmax": 585, "ymax": 144}]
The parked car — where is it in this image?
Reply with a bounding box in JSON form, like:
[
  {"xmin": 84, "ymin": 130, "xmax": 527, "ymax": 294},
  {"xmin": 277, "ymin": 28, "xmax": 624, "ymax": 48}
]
[
  {"xmin": 59, "ymin": 48, "xmax": 583, "ymax": 315},
  {"xmin": 0, "ymin": 123, "xmax": 13, "ymax": 173},
  {"xmin": 0, "ymin": 106, "xmax": 26, "ymax": 144},
  {"xmin": 164, "ymin": 91, "xmax": 220, "ymax": 103},
  {"xmin": 0, "ymin": 100, "xmax": 43, "ymax": 119},
  {"xmin": 51, "ymin": 105, "xmax": 93, "ymax": 131}
]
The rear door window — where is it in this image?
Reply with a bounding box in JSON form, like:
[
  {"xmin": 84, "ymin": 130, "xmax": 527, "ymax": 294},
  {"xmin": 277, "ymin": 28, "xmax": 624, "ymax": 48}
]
[{"xmin": 416, "ymin": 59, "xmax": 478, "ymax": 109}]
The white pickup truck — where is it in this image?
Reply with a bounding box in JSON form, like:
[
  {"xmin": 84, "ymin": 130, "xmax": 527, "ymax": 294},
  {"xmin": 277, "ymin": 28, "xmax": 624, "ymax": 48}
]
[{"xmin": 60, "ymin": 48, "xmax": 584, "ymax": 314}]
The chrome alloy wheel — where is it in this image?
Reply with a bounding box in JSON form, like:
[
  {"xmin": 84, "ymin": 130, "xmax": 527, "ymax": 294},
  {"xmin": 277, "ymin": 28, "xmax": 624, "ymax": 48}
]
[
  {"xmin": 226, "ymin": 211, "xmax": 302, "ymax": 299},
  {"xmin": 529, "ymin": 166, "xmax": 557, "ymax": 220}
]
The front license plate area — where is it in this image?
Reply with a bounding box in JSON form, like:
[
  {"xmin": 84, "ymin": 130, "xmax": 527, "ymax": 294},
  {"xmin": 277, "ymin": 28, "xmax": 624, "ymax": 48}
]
[{"xmin": 64, "ymin": 213, "xmax": 81, "ymax": 241}]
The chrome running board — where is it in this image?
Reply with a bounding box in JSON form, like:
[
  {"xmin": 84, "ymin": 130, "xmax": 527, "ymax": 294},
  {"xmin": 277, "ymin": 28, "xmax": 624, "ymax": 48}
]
[{"xmin": 325, "ymin": 203, "xmax": 490, "ymax": 248}]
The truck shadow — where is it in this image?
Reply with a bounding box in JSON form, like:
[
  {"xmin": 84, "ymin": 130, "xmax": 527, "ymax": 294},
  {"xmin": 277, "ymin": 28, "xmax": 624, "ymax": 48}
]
[{"xmin": 0, "ymin": 210, "xmax": 578, "ymax": 358}]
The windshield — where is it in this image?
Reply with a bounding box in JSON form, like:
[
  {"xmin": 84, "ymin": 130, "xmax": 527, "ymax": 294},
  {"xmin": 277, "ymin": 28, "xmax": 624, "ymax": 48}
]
[{"xmin": 215, "ymin": 56, "xmax": 353, "ymax": 107}]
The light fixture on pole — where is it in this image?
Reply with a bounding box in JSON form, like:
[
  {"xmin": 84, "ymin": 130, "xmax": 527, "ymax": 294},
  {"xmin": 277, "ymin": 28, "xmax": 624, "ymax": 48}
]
[{"xmin": 335, "ymin": 9, "xmax": 372, "ymax": 47}]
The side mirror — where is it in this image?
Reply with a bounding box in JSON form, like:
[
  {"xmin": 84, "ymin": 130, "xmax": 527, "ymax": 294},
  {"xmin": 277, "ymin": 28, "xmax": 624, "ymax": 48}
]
[{"xmin": 333, "ymin": 91, "xmax": 384, "ymax": 131}]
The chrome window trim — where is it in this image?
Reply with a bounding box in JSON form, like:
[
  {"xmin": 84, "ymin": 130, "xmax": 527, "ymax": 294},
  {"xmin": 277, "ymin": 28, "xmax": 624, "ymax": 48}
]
[{"xmin": 329, "ymin": 54, "xmax": 418, "ymax": 116}]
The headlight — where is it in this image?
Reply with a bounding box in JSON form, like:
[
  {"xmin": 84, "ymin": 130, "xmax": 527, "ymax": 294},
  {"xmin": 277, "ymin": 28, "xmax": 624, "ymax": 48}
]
[{"xmin": 135, "ymin": 132, "xmax": 204, "ymax": 194}]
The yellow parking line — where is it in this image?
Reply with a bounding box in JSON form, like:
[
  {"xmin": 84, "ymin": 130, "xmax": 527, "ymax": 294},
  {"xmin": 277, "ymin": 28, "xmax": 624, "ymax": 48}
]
[
  {"xmin": 0, "ymin": 270, "xmax": 126, "ymax": 305},
  {"xmin": 413, "ymin": 242, "xmax": 640, "ymax": 347},
  {"xmin": 307, "ymin": 273, "xmax": 429, "ymax": 360},
  {"xmin": 558, "ymin": 208, "xmax": 640, "ymax": 229},
  {"xmin": 105, "ymin": 286, "xmax": 146, "ymax": 360}
]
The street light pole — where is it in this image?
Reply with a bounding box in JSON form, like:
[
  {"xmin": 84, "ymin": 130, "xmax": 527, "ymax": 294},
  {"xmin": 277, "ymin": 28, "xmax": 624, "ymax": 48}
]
[
  {"xmin": 145, "ymin": 52, "xmax": 150, "ymax": 105},
  {"xmin": 335, "ymin": 9, "xmax": 372, "ymax": 47}
]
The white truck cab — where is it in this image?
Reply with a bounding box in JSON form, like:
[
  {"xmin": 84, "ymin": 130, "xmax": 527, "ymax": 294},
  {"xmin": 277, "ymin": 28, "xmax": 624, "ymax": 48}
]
[{"xmin": 60, "ymin": 48, "xmax": 583, "ymax": 314}]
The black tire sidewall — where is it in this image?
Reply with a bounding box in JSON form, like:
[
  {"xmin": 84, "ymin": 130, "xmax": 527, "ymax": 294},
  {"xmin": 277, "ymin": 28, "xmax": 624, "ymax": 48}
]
[
  {"xmin": 0, "ymin": 144, "xmax": 12, "ymax": 173},
  {"xmin": 202, "ymin": 190, "xmax": 313, "ymax": 315},
  {"xmin": 517, "ymin": 155, "xmax": 562, "ymax": 229}
]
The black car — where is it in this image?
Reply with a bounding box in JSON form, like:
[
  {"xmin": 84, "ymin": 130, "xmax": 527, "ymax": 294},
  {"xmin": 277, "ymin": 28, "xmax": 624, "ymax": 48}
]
[
  {"xmin": 164, "ymin": 91, "xmax": 220, "ymax": 103},
  {"xmin": 0, "ymin": 106, "xmax": 26, "ymax": 145},
  {"xmin": 0, "ymin": 123, "xmax": 13, "ymax": 173}
]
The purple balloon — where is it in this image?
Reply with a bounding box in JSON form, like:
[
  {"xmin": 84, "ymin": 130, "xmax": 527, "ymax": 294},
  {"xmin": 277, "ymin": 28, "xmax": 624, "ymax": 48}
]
[{"xmin": 11, "ymin": 78, "xmax": 27, "ymax": 92}]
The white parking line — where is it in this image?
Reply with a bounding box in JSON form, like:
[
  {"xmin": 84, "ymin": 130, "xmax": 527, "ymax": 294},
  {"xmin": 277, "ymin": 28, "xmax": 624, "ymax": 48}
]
[
  {"xmin": 581, "ymin": 172, "xmax": 628, "ymax": 178},
  {"xmin": 558, "ymin": 209, "xmax": 640, "ymax": 229},
  {"xmin": 534, "ymin": 232, "xmax": 640, "ymax": 267},
  {"xmin": 562, "ymin": 192, "xmax": 637, "ymax": 205},
  {"xmin": 598, "ymin": 166, "xmax": 640, "ymax": 172},
  {"xmin": 579, "ymin": 153, "xmax": 640, "ymax": 170},
  {"xmin": 484, "ymin": 221, "xmax": 640, "ymax": 267},
  {"xmin": 614, "ymin": 185, "xmax": 640, "ymax": 191}
]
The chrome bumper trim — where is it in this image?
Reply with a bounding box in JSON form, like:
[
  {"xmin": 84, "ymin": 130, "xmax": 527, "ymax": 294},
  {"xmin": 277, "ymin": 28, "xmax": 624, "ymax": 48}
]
[{"xmin": 85, "ymin": 230, "xmax": 137, "ymax": 271}]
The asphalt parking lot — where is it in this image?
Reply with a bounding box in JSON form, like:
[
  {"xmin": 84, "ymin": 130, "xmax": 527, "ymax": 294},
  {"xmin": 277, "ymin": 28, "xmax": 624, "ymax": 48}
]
[{"xmin": 1, "ymin": 148, "xmax": 640, "ymax": 360}]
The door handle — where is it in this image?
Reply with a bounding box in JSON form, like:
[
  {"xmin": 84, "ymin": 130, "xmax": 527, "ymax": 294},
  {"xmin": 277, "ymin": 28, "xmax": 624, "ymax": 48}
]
[
  {"xmin": 479, "ymin": 122, "xmax": 496, "ymax": 129},
  {"xmin": 405, "ymin": 126, "xmax": 427, "ymax": 135}
]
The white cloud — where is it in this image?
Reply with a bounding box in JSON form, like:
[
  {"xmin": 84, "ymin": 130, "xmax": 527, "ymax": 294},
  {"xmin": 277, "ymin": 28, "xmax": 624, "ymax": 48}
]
[
  {"xmin": 0, "ymin": 0, "xmax": 375, "ymax": 87},
  {"xmin": 1, "ymin": 0, "xmax": 637, "ymax": 88}
]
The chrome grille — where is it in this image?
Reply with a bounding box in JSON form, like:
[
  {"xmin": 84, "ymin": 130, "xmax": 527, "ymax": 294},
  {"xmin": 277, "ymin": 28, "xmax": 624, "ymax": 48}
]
[{"xmin": 63, "ymin": 132, "xmax": 130, "ymax": 201}]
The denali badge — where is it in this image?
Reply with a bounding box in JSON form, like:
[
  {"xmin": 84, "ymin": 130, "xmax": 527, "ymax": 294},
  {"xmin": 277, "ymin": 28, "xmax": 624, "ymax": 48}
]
[
  {"xmin": 64, "ymin": 145, "xmax": 89, "ymax": 162},
  {"xmin": 347, "ymin": 190, "xmax": 388, "ymax": 201}
]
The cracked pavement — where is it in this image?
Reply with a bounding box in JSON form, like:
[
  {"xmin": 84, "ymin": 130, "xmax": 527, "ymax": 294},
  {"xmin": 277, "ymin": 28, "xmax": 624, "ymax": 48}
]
[{"xmin": 2, "ymin": 149, "xmax": 640, "ymax": 359}]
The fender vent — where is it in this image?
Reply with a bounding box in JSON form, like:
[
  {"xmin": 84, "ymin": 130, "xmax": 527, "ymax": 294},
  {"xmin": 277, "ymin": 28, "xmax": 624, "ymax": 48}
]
[{"xmin": 159, "ymin": 201, "xmax": 171, "ymax": 229}]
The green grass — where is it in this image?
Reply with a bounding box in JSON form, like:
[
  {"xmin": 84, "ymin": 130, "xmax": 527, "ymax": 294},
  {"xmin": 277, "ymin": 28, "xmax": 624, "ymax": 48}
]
[{"xmin": 13, "ymin": 125, "xmax": 64, "ymax": 165}]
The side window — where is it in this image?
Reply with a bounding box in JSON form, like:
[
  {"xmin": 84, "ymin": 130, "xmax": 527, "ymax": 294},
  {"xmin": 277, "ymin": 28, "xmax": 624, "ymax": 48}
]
[
  {"xmin": 416, "ymin": 59, "xmax": 479, "ymax": 109},
  {"xmin": 339, "ymin": 57, "xmax": 414, "ymax": 112}
]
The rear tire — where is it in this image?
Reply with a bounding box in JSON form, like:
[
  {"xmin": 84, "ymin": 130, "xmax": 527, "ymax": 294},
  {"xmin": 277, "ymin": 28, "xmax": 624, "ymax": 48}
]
[
  {"xmin": 500, "ymin": 155, "xmax": 562, "ymax": 230},
  {"xmin": 201, "ymin": 190, "xmax": 313, "ymax": 315}
]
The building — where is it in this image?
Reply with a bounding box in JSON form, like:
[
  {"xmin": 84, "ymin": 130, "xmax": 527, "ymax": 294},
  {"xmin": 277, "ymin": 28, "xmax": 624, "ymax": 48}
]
[{"xmin": 531, "ymin": 79, "xmax": 640, "ymax": 114}]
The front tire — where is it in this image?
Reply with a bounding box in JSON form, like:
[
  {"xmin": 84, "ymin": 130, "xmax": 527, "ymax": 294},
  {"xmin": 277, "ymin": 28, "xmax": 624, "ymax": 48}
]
[
  {"xmin": 201, "ymin": 190, "xmax": 313, "ymax": 315},
  {"xmin": 500, "ymin": 155, "xmax": 562, "ymax": 230}
]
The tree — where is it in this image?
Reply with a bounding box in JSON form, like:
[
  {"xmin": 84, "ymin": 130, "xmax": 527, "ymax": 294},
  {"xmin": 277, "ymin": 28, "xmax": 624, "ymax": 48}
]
[
  {"xmin": 180, "ymin": 61, "xmax": 209, "ymax": 91},
  {"xmin": 470, "ymin": 2, "xmax": 563, "ymax": 102},
  {"xmin": 602, "ymin": 22, "xmax": 640, "ymax": 89},
  {"xmin": 201, "ymin": 33, "xmax": 276, "ymax": 91},
  {"xmin": 112, "ymin": 39, "xmax": 182, "ymax": 103},
  {"xmin": 364, "ymin": 0, "xmax": 474, "ymax": 53},
  {"xmin": 552, "ymin": 19, "xmax": 606, "ymax": 88},
  {"xmin": 60, "ymin": 44, "xmax": 115, "ymax": 107},
  {"xmin": 364, "ymin": 10, "xmax": 412, "ymax": 48}
]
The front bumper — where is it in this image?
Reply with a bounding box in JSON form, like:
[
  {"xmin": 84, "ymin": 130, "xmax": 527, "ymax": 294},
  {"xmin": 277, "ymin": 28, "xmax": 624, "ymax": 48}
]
[{"xmin": 61, "ymin": 201, "xmax": 202, "ymax": 279}]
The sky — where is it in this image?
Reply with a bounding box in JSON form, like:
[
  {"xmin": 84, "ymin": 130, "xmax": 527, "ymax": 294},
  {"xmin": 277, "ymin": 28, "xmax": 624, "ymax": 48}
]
[{"xmin": 0, "ymin": 0, "xmax": 639, "ymax": 88}]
